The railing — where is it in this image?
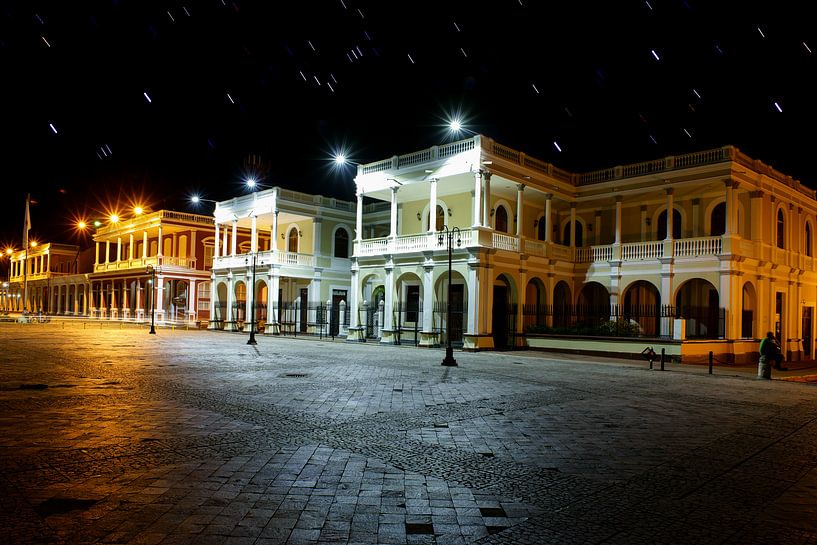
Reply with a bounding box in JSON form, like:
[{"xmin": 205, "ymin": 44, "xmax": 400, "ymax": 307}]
[
  {"xmin": 212, "ymin": 251, "xmax": 316, "ymax": 269},
  {"xmin": 356, "ymin": 229, "xmax": 477, "ymax": 256},
  {"xmin": 160, "ymin": 210, "xmax": 214, "ymax": 225},
  {"xmin": 524, "ymin": 239, "xmax": 547, "ymax": 257},
  {"xmin": 621, "ymin": 241, "xmax": 663, "ymax": 260},
  {"xmin": 575, "ymin": 245, "xmax": 614, "ymax": 263},
  {"xmin": 674, "ymin": 236, "xmax": 722, "ymax": 257},
  {"xmin": 359, "ymin": 138, "xmax": 477, "ymax": 176},
  {"xmin": 492, "ymin": 233, "xmax": 519, "ymax": 252},
  {"xmin": 93, "ymin": 255, "xmax": 196, "ymax": 272}
]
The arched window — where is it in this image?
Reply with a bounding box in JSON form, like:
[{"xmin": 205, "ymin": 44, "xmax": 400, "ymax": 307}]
[
  {"xmin": 435, "ymin": 205, "xmax": 445, "ymax": 231},
  {"xmin": 562, "ymin": 221, "xmax": 583, "ymax": 246},
  {"xmin": 657, "ymin": 208, "xmax": 682, "ymax": 239},
  {"xmin": 777, "ymin": 209, "xmax": 785, "ymax": 249},
  {"xmin": 495, "ymin": 206, "xmax": 508, "ymax": 233},
  {"xmin": 288, "ymin": 228, "xmax": 299, "ymax": 253},
  {"xmin": 710, "ymin": 202, "xmax": 726, "ymax": 236},
  {"xmin": 806, "ymin": 222, "xmax": 813, "ymax": 257},
  {"xmin": 537, "ymin": 217, "xmax": 546, "ymax": 240},
  {"xmin": 334, "ymin": 228, "xmax": 349, "ymax": 258}
]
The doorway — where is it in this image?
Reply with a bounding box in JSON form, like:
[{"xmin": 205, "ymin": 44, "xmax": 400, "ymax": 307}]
[
  {"xmin": 492, "ymin": 285, "xmax": 509, "ymax": 350},
  {"xmin": 300, "ymin": 288, "xmax": 308, "ymax": 332},
  {"xmin": 803, "ymin": 307, "xmax": 813, "ymax": 359},
  {"xmin": 330, "ymin": 289, "xmax": 347, "ymax": 336}
]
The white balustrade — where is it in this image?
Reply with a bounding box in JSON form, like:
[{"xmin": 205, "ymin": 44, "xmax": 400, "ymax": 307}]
[
  {"xmin": 492, "ymin": 233, "xmax": 519, "ymax": 252},
  {"xmin": 621, "ymin": 241, "xmax": 664, "ymax": 260},
  {"xmin": 674, "ymin": 236, "xmax": 722, "ymax": 257}
]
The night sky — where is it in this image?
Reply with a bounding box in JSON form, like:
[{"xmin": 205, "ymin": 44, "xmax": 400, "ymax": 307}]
[{"xmin": 2, "ymin": 1, "xmax": 817, "ymax": 248}]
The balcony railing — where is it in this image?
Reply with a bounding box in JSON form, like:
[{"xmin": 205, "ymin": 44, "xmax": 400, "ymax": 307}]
[
  {"xmin": 93, "ymin": 255, "xmax": 196, "ymax": 272},
  {"xmin": 212, "ymin": 250, "xmax": 316, "ymax": 270}
]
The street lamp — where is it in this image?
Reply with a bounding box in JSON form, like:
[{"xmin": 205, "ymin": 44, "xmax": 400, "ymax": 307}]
[
  {"xmin": 146, "ymin": 264, "xmax": 157, "ymax": 334},
  {"xmin": 245, "ymin": 252, "xmax": 258, "ymax": 345},
  {"xmin": 438, "ymin": 225, "xmax": 461, "ymax": 366}
]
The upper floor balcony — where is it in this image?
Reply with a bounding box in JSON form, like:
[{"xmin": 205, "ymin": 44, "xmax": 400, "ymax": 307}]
[
  {"xmin": 355, "ymin": 230, "xmax": 816, "ymax": 271},
  {"xmin": 212, "ymin": 249, "xmax": 351, "ymax": 275},
  {"xmin": 93, "ymin": 255, "xmax": 196, "ymax": 273}
]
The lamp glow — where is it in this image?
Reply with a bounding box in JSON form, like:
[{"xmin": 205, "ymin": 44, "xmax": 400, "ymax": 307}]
[
  {"xmin": 110, "ymin": 214, "xmax": 119, "ymax": 224},
  {"xmin": 77, "ymin": 221, "xmax": 87, "ymax": 230},
  {"xmin": 134, "ymin": 206, "xmax": 144, "ymax": 215},
  {"xmin": 449, "ymin": 119, "xmax": 462, "ymax": 132},
  {"xmin": 246, "ymin": 178, "xmax": 257, "ymax": 189}
]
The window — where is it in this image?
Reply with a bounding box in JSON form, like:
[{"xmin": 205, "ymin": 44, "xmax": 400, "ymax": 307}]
[
  {"xmin": 334, "ymin": 228, "xmax": 349, "ymax": 258},
  {"xmin": 435, "ymin": 205, "xmax": 445, "ymax": 231},
  {"xmin": 657, "ymin": 208, "xmax": 682, "ymax": 239},
  {"xmin": 288, "ymin": 228, "xmax": 299, "ymax": 253},
  {"xmin": 537, "ymin": 217, "xmax": 546, "ymax": 240},
  {"xmin": 495, "ymin": 206, "xmax": 508, "ymax": 233},
  {"xmin": 777, "ymin": 209, "xmax": 785, "ymax": 249},
  {"xmin": 406, "ymin": 285, "xmax": 420, "ymax": 322},
  {"xmin": 203, "ymin": 245, "xmax": 214, "ymax": 269},
  {"xmin": 806, "ymin": 222, "xmax": 813, "ymax": 257}
]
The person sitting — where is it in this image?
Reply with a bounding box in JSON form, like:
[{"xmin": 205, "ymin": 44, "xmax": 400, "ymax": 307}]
[{"xmin": 760, "ymin": 332, "xmax": 787, "ymax": 372}]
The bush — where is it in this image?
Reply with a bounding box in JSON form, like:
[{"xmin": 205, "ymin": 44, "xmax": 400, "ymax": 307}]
[{"xmin": 526, "ymin": 319, "xmax": 644, "ymax": 337}]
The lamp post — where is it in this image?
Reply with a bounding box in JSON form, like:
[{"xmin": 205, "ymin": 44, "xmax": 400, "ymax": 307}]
[
  {"xmin": 438, "ymin": 225, "xmax": 461, "ymax": 366},
  {"xmin": 245, "ymin": 252, "xmax": 258, "ymax": 345},
  {"xmin": 146, "ymin": 264, "xmax": 157, "ymax": 334}
]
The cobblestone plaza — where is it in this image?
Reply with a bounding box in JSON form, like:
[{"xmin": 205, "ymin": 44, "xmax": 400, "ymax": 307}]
[{"xmin": 2, "ymin": 323, "xmax": 817, "ymax": 544}]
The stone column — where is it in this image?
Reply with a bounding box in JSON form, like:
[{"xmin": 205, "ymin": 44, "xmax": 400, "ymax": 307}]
[
  {"xmin": 157, "ymin": 226, "xmax": 163, "ymax": 257},
  {"xmin": 207, "ymin": 273, "xmax": 218, "ymax": 328},
  {"xmin": 347, "ymin": 265, "xmax": 363, "ymax": 341},
  {"xmin": 128, "ymin": 234, "xmax": 134, "ymax": 261},
  {"xmin": 313, "ymin": 217, "xmax": 323, "ymax": 255},
  {"xmin": 381, "ymin": 260, "xmax": 396, "ymax": 343},
  {"xmin": 389, "ymin": 187, "xmax": 399, "ymax": 239},
  {"xmin": 473, "ymin": 171, "xmax": 483, "ymax": 228},
  {"xmin": 250, "ymin": 215, "xmax": 258, "ymax": 253},
  {"xmin": 482, "ymin": 172, "xmax": 492, "ymax": 227},
  {"xmin": 214, "ymin": 222, "xmax": 220, "ymax": 259},
  {"xmin": 142, "ymin": 231, "xmax": 148, "ymax": 258},
  {"xmin": 665, "ymin": 188, "xmax": 674, "ymax": 240},
  {"xmin": 420, "ymin": 259, "xmax": 435, "ymax": 345},
  {"xmin": 544, "ymin": 194, "xmax": 553, "ymax": 243},
  {"xmin": 109, "ymin": 280, "xmax": 117, "ymax": 319},
  {"xmin": 266, "ymin": 272, "xmax": 280, "ymax": 334},
  {"xmin": 428, "ymin": 179, "xmax": 438, "ymax": 232},
  {"xmin": 222, "ymin": 224, "xmax": 229, "ymax": 256},
  {"xmin": 105, "ymin": 240, "xmax": 111, "ymax": 263},
  {"xmin": 122, "ymin": 279, "xmax": 130, "ymax": 318},
  {"xmin": 724, "ymin": 179, "xmax": 733, "ymax": 237},
  {"xmin": 516, "ymin": 184, "xmax": 525, "ymax": 237},
  {"xmin": 569, "ymin": 204, "xmax": 577, "ymax": 248},
  {"xmin": 272, "ymin": 211, "xmax": 279, "ymax": 253},
  {"xmin": 355, "ymin": 193, "xmax": 364, "ymax": 241},
  {"xmin": 155, "ymin": 274, "xmax": 165, "ymax": 321},
  {"xmin": 188, "ymin": 280, "xmax": 196, "ymax": 321},
  {"xmin": 231, "ymin": 220, "xmax": 238, "ymax": 256},
  {"xmin": 95, "ymin": 242, "xmax": 100, "ymax": 265},
  {"xmin": 615, "ymin": 198, "xmax": 623, "ymax": 244}
]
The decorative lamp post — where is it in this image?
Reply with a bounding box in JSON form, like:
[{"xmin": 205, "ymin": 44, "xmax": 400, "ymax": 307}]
[
  {"xmin": 245, "ymin": 252, "xmax": 258, "ymax": 345},
  {"xmin": 146, "ymin": 264, "xmax": 157, "ymax": 334},
  {"xmin": 438, "ymin": 225, "xmax": 461, "ymax": 366}
]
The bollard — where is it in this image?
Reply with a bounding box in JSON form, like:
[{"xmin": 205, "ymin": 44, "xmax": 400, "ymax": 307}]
[
  {"xmin": 660, "ymin": 348, "xmax": 665, "ymax": 371},
  {"xmin": 709, "ymin": 351, "xmax": 713, "ymax": 375}
]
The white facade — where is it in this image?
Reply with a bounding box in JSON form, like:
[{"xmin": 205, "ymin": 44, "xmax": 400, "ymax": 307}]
[
  {"xmin": 209, "ymin": 187, "xmax": 355, "ymax": 335},
  {"xmin": 350, "ymin": 135, "xmax": 817, "ymax": 362}
]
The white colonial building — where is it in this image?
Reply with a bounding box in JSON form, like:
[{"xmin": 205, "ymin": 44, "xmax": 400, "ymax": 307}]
[
  {"xmin": 348, "ymin": 135, "xmax": 817, "ymax": 363},
  {"xmin": 208, "ymin": 187, "xmax": 355, "ymax": 335}
]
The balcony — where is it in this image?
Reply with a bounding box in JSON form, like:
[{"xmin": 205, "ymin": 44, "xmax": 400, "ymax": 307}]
[
  {"xmin": 93, "ymin": 255, "xmax": 196, "ymax": 273},
  {"xmin": 213, "ymin": 250, "xmax": 317, "ymax": 270}
]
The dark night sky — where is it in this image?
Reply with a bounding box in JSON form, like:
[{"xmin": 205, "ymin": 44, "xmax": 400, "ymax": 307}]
[{"xmin": 2, "ymin": 0, "xmax": 817, "ymax": 248}]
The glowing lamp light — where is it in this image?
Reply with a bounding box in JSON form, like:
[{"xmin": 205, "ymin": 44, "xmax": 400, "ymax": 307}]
[
  {"xmin": 334, "ymin": 154, "xmax": 347, "ymax": 165},
  {"xmin": 30, "ymin": 241, "xmax": 38, "ymax": 248},
  {"xmin": 5, "ymin": 248, "xmax": 12, "ymax": 256},
  {"xmin": 134, "ymin": 206, "xmax": 144, "ymax": 215},
  {"xmin": 246, "ymin": 178, "xmax": 257, "ymax": 189},
  {"xmin": 191, "ymin": 195, "xmax": 201, "ymax": 204},
  {"xmin": 110, "ymin": 214, "xmax": 119, "ymax": 224},
  {"xmin": 93, "ymin": 220, "xmax": 102, "ymax": 227},
  {"xmin": 77, "ymin": 221, "xmax": 87, "ymax": 230},
  {"xmin": 449, "ymin": 118, "xmax": 462, "ymax": 132}
]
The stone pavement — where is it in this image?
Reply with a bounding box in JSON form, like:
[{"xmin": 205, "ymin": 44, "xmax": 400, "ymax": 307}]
[{"xmin": 2, "ymin": 321, "xmax": 817, "ymax": 544}]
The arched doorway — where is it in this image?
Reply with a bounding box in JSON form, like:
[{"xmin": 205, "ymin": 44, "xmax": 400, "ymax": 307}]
[
  {"xmin": 215, "ymin": 282, "xmax": 228, "ymax": 325},
  {"xmin": 577, "ymin": 282, "xmax": 610, "ymax": 328},
  {"xmin": 495, "ymin": 206, "xmax": 509, "ymax": 233},
  {"xmin": 434, "ymin": 271, "xmax": 467, "ymax": 347},
  {"xmin": 741, "ymin": 282, "xmax": 756, "ymax": 339},
  {"xmin": 492, "ymin": 274, "xmax": 516, "ymax": 349},
  {"xmin": 622, "ymin": 281, "xmax": 660, "ymax": 337},
  {"xmin": 657, "ymin": 208, "xmax": 682, "ymax": 239},
  {"xmin": 563, "ymin": 221, "xmax": 583, "ymax": 247},
  {"xmin": 524, "ymin": 278, "xmax": 547, "ymax": 329},
  {"xmin": 675, "ymin": 278, "xmax": 720, "ymax": 339},
  {"xmin": 710, "ymin": 202, "xmax": 726, "ymax": 236},
  {"xmin": 553, "ymin": 281, "xmax": 572, "ymax": 329},
  {"xmin": 234, "ymin": 281, "xmax": 246, "ymax": 323}
]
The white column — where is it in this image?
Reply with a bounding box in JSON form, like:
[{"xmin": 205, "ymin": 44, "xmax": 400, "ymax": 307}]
[
  {"xmin": 482, "ymin": 172, "xmax": 492, "ymax": 227},
  {"xmin": 724, "ymin": 180, "xmax": 732, "ymax": 236},
  {"xmin": 250, "ymin": 215, "xmax": 258, "ymax": 253},
  {"xmin": 356, "ymin": 193, "xmax": 364, "ymax": 241},
  {"xmin": 569, "ymin": 204, "xmax": 576, "ymax": 248},
  {"xmin": 383, "ymin": 262, "xmax": 395, "ymax": 332},
  {"xmin": 157, "ymin": 227, "xmax": 163, "ymax": 256},
  {"xmin": 473, "ymin": 172, "xmax": 483, "ymax": 228},
  {"xmin": 231, "ymin": 220, "xmax": 238, "ymax": 256},
  {"xmin": 95, "ymin": 242, "xmax": 100, "ymax": 265},
  {"xmin": 349, "ymin": 267, "xmax": 360, "ymax": 329},
  {"xmin": 128, "ymin": 234, "xmax": 134, "ymax": 260},
  {"xmin": 615, "ymin": 198, "xmax": 623, "ymax": 244},
  {"xmin": 389, "ymin": 187, "xmax": 399, "ymax": 238},
  {"xmin": 422, "ymin": 263, "xmax": 434, "ymax": 333},
  {"xmin": 268, "ymin": 273, "xmax": 280, "ymax": 326},
  {"xmin": 313, "ymin": 217, "xmax": 323, "ymax": 255},
  {"xmin": 190, "ymin": 231, "xmax": 197, "ymax": 265},
  {"xmin": 214, "ymin": 222, "xmax": 221, "ymax": 259},
  {"xmin": 272, "ymin": 212, "xmax": 279, "ymax": 252},
  {"xmin": 155, "ymin": 274, "xmax": 164, "ymax": 316},
  {"xmin": 516, "ymin": 184, "xmax": 525, "ymax": 237},
  {"xmin": 544, "ymin": 194, "xmax": 553, "ymax": 243},
  {"xmin": 665, "ymin": 189, "xmax": 674, "ymax": 240},
  {"xmin": 142, "ymin": 231, "xmax": 148, "ymax": 258},
  {"xmin": 172, "ymin": 233, "xmax": 177, "ymax": 258},
  {"xmin": 594, "ymin": 210, "xmax": 602, "ymax": 245},
  {"xmin": 222, "ymin": 224, "xmax": 229, "ymax": 256},
  {"xmin": 105, "ymin": 240, "xmax": 111, "ymax": 263},
  {"xmin": 188, "ymin": 280, "xmax": 196, "ymax": 320},
  {"xmin": 428, "ymin": 179, "xmax": 438, "ymax": 232}
]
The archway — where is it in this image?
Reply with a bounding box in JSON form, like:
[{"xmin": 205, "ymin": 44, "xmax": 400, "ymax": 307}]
[
  {"xmin": 234, "ymin": 280, "xmax": 246, "ymax": 322},
  {"xmin": 657, "ymin": 208, "xmax": 682, "ymax": 239},
  {"xmin": 215, "ymin": 282, "xmax": 228, "ymax": 324},
  {"xmin": 553, "ymin": 280, "xmax": 572, "ymax": 329},
  {"xmin": 434, "ymin": 270, "xmax": 467, "ymax": 346},
  {"xmin": 495, "ymin": 205, "xmax": 509, "ymax": 233},
  {"xmin": 675, "ymin": 278, "xmax": 720, "ymax": 339},
  {"xmin": 577, "ymin": 282, "xmax": 610, "ymax": 328},
  {"xmin": 622, "ymin": 281, "xmax": 660, "ymax": 337},
  {"xmin": 524, "ymin": 277, "xmax": 547, "ymax": 329},
  {"xmin": 741, "ymin": 282, "xmax": 756, "ymax": 339},
  {"xmin": 492, "ymin": 273, "xmax": 517, "ymax": 349},
  {"xmin": 563, "ymin": 221, "xmax": 583, "ymax": 247},
  {"xmin": 395, "ymin": 272, "xmax": 422, "ymax": 344}
]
